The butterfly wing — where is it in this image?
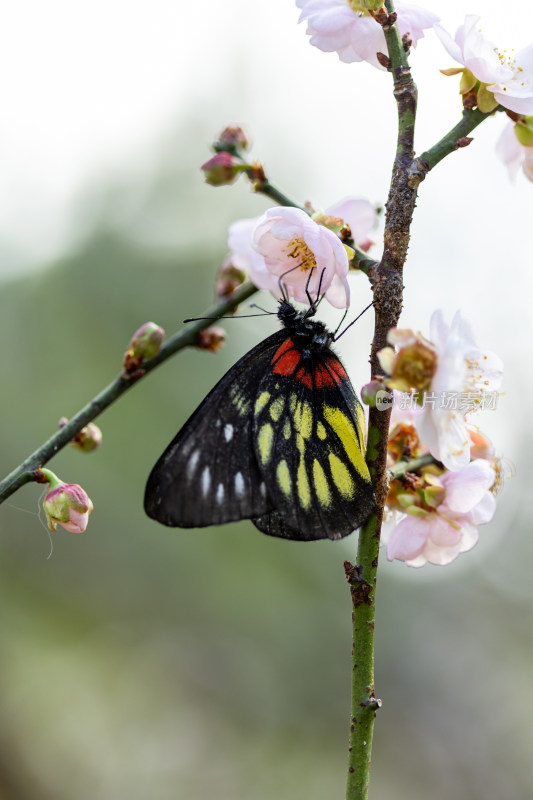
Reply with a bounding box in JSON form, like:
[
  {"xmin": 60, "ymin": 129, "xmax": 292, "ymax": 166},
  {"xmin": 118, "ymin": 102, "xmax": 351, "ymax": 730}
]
[
  {"xmin": 252, "ymin": 341, "xmax": 376, "ymax": 540},
  {"xmin": 144, "ymin": 330, "xmax": 288, "ymax": 527}
]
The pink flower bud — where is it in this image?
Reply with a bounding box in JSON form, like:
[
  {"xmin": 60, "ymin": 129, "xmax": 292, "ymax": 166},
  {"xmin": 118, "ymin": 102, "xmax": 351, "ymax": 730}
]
[
  {"xmin": 72, "ymin": 422, "xmax": 103, "ymax": 453},
  {"xmin": 129, "ymin": 322, "xmax": 165, "ymax": 359},
  {"xmin": 196, "ymin": 326, "xmax": 226, "ymax": 353},
  {"xmin": 124, "ymin": 322, "xmax": 165, "ymax": 373},
  {"xmin": 215, "ymin": 257, "xmax": 247, "ymax": 298},
  {"xmin": 216, "ymin": 125, "xmax": 249, "ymax": 152},
  {"xmin": 43, "ymin": 481, "xmax": 93, "ymax": 533},
  {"xmin": 59, "ymin": 418, "xmax": 103, "ymax": 453},
  {"xmin": 361, "ymin": 379, "xmax": 386, "ymax": 407},
  {"xmin": 201, "ymin": 152, "xmax": 244, "ymax": 186}
]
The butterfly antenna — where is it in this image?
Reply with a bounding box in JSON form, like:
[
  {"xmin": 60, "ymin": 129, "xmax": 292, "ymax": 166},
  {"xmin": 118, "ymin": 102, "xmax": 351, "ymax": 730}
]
[
  {"xmin": 333, "ymin": 301, "xmax": 374, "ymax": 341},
  {"xmin": 249, "ymin": 303, "xmax": 277, "ymax": 315},
  {"xmin": 277, "ymin": 277, "xmax": 290, "ymax": 302},
  {"xmin": 183, "ymin": 313, "xmax": 276, "ymax": 323},
  {"xmin": 304, "ymin": 267, "xmax": 317, "ymax": 308}
]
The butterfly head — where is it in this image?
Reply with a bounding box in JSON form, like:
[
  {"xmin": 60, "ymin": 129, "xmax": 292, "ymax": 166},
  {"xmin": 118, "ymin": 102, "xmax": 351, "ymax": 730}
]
[{"xmin": 277, "ymin": 297, "xmax": 333, "ymax": 354}]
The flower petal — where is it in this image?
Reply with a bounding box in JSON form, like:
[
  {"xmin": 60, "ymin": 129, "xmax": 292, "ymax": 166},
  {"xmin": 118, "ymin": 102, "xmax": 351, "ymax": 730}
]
[{"xmin": 441, "ymin": 459, "xmax": 495, "ymax": 513}]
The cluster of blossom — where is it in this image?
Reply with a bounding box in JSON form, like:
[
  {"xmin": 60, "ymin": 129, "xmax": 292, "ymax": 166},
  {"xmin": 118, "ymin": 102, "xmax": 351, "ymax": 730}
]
[
  {"xmin": 375, "ymin": 309, "xmax": 503, "ymax": 566},
  {"xmin": 296, "ymin": 2, "xmax": 533, "ymax": 181}
]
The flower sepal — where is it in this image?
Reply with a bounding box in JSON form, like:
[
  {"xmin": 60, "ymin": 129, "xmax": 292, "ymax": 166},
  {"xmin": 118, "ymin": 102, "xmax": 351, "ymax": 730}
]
[{"xmin": 514, "ymin": 119, "xmax": 533, "ymax": 147}]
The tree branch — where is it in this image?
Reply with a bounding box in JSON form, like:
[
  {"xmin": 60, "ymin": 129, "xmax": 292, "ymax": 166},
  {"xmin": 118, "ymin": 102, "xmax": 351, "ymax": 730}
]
[
  {"xmin": 346, "ymin": 4, "xmax": 418, "ymax": 796},
  {"xmin": 410, "ymin": 107, "xmax": 502, "ymax": 183}
]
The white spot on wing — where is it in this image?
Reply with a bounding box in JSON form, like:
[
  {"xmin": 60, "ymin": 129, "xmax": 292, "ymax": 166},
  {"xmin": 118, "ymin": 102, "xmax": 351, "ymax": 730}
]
[
  {"xmin": 235, "ymin": 472, "xmax": 245, "ymax": 497},
  {"xmin": 216, "ymin": 483, "xmax": 225, "ymax": 504},
  {"xmin": 201, "ymin": 467, "xmax": 211, "ymax": 497},
  {"xmin": 224, "ymin": 424, "xmax": 234, "ymax": 442},
  {"xmin": 187, "ymin": 450, "xmax": 200, "ymax": 478},
  {"xmin": 259, "ymin": 482, "xmax": 267, "ymax": 497}
]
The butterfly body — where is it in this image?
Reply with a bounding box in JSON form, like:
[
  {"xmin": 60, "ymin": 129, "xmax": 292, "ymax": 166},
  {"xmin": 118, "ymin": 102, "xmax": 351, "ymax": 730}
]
[{"xmin": 144, "ymin": 299, "xmax": 376, "ymax": 540}]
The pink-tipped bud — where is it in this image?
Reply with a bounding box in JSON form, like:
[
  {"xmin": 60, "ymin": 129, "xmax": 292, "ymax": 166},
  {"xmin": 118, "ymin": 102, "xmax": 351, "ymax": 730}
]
[
  {"xmin": 129, "ymin": 322, "xmax": 165, "ymax": 359},
  {"xmin": 201, "ymin": 152, "xmax": 244, "ymax": 186},
  {"xmin": 215, "ymin": 125, "xmax": 249, "ymax": 153},
  {"xmin": 361, "ymin": 379, "xmax": 387, "ymax": 407},
  {"xmin": 42, "ymin": 475, "xmax": 93, "ymax": 533},
  {"xmin": 197, "ymin": 326, "xmax": 227, "ymax": 353},
  {"xmin": 59, "ymin": 417, "xmax": 103, "ymax": 453},
  {"xmin": 75, "ymin": 422, "xmax": 102, "ymax": 452},
  {"xmin": 124, "ymin": 322, "xmax": 165, "ymax": 373},
  {"xmin": 215, "ymin": 257, "xmax": 247, "ymax": 298}
]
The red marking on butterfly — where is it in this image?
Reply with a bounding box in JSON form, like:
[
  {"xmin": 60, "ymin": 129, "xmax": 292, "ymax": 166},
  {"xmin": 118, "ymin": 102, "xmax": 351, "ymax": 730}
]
[
  {"xmin": 295, "ymin": 360, "xmax": 347, "ymax": 389},
  {"xmin": 272, "ymin": 340, "xmax": 347, "ymax": 389},
  {"xmin": 272, "ymin": 339, "xmax": 301, "ymax": 376}
]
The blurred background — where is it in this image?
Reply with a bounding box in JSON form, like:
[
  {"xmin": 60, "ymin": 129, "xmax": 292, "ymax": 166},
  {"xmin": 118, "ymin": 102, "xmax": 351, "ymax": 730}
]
[{"xmin": 0, "ymin": 2, "xmax": 531, "ymax": 798}]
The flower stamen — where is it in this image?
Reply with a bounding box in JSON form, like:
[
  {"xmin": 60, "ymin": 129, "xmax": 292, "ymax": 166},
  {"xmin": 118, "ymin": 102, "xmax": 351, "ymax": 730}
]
[{"xmin": 286, "ymin": 237, "xmax": 317, "ymax": 273}]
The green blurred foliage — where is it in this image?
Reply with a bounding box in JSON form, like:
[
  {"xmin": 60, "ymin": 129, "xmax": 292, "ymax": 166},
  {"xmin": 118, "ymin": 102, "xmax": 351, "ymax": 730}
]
[{"xmin": 0, "ymin": 154, "xmax": 532, "ymax": 800}]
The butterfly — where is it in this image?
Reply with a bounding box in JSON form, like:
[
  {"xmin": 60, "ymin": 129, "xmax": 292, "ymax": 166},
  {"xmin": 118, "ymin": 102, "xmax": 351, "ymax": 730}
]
[{"xmin": 144, "ymin": 294, "xmax": 377, "ymax": 541}]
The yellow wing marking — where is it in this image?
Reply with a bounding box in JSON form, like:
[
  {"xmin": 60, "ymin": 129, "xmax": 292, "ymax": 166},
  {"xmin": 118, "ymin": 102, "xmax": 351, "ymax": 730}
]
[
  {"xmin": 293, "ymin": 400, "xmax": 313, "ymax": 439},
  {"xmin": 269, "ymin": 396, "xmax": 285, "ymax": 422},
  {"xmin": 230, "ymin": 383, "xmax": 252, "ymax": 417},
  {"xmin": 313, "ymin": 459, "xmax": 331, "ymax": 507},
  {"xmin": 297, "ymin": 457, "xmax": 312, "ymax": 509},
  {"xmin": 323, "ymin": 405, "xmax": 370, "ymax": 480},
  {"xmin": 328, "ymin": 453, "xmax": 355, "ymax": 499},
  {"xmin": 254, "ymin": 391, "xmax": 270, "ymax": 415},
  {"xmin": 276, "ymin": 459, "xmax": 292, "ymax": 497},
  {"xmin": 257, "ymin": 423, "xmax": 273, "ymax": 465}
]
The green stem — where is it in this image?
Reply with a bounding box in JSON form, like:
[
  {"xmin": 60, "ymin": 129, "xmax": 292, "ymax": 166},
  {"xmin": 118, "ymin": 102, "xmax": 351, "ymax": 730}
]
[
  {"xmin": 414, "ymin": 107, "xmax": 501, "ymax": 177},
  {"xmin": 388, "ymin": 453, "xmax": 438, "ymax": 480},
  {"xmin": 252, "ymin": 177, "xmax": 307, "ymax": 210},
  {"xmin": 346, "ymin": 3, "xmax": 416, "ymax": 797},
  {"xmin": 345, "ymin": 510, "xmax": 382, "ymax": 800},
  {"xmin": 0, "ymin": 281, "xmax": 258, "ymax": 504}
]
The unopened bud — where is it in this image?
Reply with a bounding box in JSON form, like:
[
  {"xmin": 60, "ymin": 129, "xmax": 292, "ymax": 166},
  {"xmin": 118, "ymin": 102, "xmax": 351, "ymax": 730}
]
[
  {"xmin": 124, "ymin": 322, "xmax": 165, "ymax": 373},
  {"xmin": 39, "ymin": 469, "xmax": 93, "ymax": 533},
  {"xmin": 197, "ymin": 326, "xmax": 226, "ymax": 353},
  {"xmin": 215, "ymin": 126, "xmax": 249, "ymax": 153},
  {"xmin": 201, "ymin": 152, "xmax": 245, "ymax": 186},
  {"xmin": 59, "ymin": 418, "xmax": 103, "ymax": 453},
  {"xmin": 215, "ymin": 257, "xmax": 247, "ymax": 298},
  {"xmin": 361, "ymin": 379, "xmax": 386, "ymax": 407}
]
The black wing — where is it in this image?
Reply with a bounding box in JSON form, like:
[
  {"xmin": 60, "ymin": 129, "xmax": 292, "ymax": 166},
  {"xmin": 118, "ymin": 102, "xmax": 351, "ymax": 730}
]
[
  {"xmin": 144, "ymin": 330, "xmax": 288, "ymax": 527},
  {"xmin": 251, "ymin": 347, "xmax": 376, "ymax": 540}
]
